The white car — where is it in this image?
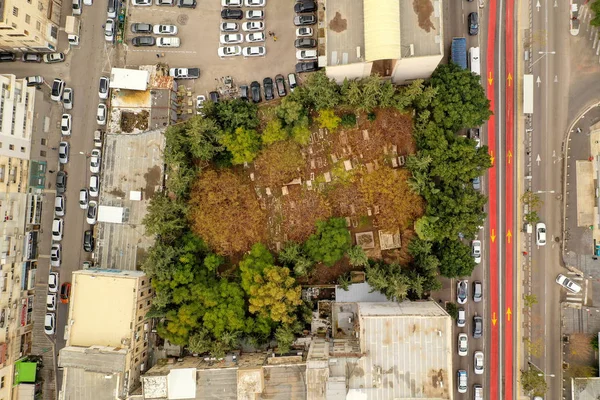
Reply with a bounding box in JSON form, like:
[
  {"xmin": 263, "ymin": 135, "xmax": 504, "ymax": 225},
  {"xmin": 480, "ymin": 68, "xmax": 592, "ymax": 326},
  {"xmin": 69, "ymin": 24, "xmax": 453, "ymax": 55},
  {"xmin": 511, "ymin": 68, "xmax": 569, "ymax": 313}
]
[
  {"xmin": 220, "ymin": 33, "xmax": 243, "ymax": 44},
  {"xmin": 97, "ymin": 104, "xmax": 107, "ymax": 125},
  {"xmin": 536, "ymin": 222, "xmax": 546, "ymax": 246},
  {"xmin": 90, "ymin": 149, "xmax": 101, "ymax": 173},
  {"xmin": 50, "ymin": 244, "xmax": 61, "ymax": 267},
  {"xmin": 472, "ymin": 240, "xmax": 481, "ymax": 264},
  {"xmin": 131, "ymin": 0, "xmax": 152, "ymax": 4},
  {"xmin": 242, "ymin": 21, "xmax": 264, "ymax": 32},
  {"xmin": 62, "ymin": 88, "xmax": 73, "ymax": 110},
  {"xmin": 196, "ymin": 95, "xmax": 205, "ymax": 115},
  {"xmin": 47, "ymin": 294, "xmax": 57, "ymax": 311},
  {"xmin": 89, "ymin": 175, "xmax": 100, "ymax": 197},
  {"xmin": 296, "ymin": 27, "xmax": 313, "ymax": 37},
  {"xmin": 157, "ymin": 37, "xmax": 180, "ymax": 47},
  {"xmin": 52, "ymin": 218, "xmax": 63, "ymax": 242},
  {"xmin": 473, "ymin": 351, "xmax": 484, "ymax": 374},
  {"xmin": 48, "ymin": 272, "xmax": 59, "ymax": 293},
  {"xmin": 61, "ymin": 114, "xmax": 72, "ymax": 136},
  {"xmin": 556, "ymin": 274, "xmax": 582, "ymax": 293},
  {"xmin": 457, "ymin": 280, "xmax": 468, "ymax": 304},
  {"xmin": 242, "ymin": 46, "xmax": 266, "ymax": 57},
  {"xmin": 220, "ymin": 22, "xmax": 239, "ymax": 32},
  {"xmin": 79, "ymin": 189, "xmax": 89, "ymax": 209},
  {"xmin": 457, "ymin": 370, "xmax": 467, "ymax": 394},
  {"xmin": 58, "ymin": 142, "xmax": 69, "ymax": 164},
  {"xmin": 105, "ymin": 19, "xmax": 115, "ymax": 42},
  {"xmin": 245, "ymin": 0, "xmax": 265, "ymax": 6},
  {"xmin": 87, "ymin": 201, "xmax": 98, "ymax": 225},
  {"xmin": 155, "ymin": 0, "xmax": 174, "ymax": 4},
  {"xmin": 98, "ymin": 76, "xmax": 110, "ymax": 100},
  {"xmin": 457, "ymin": 308, "xmax": 466, "ymax": 328},
  {"xmin": 153, "ymin": 24, "xmax": 178, "ymax": 35},
  {"xmin": 457, "ymin": 333, "xmax": 468, "ymax": 356},
  {"xmin": 44, "ymin": 313, "xmax": 55, "ymax": 335},
  {"xmin": 54, "ymin": 195, "xmax": 65, "ymax": 217},
  {"xmin": 296, "ymin": 49, "xmax": 317, "ymax": 60},
  {"xmin": 218, "ymin": 46, "xmax": 242, "ymax": 57},
  {"xmin": 222, "ymin": 0, "xmax": 242, "ymax": 6},
  {"xmin": 246, "ymin": 32, "xmax": 265, "ymax": 42},
  {"xmin": 246, "ymin": 9, "xmax": 264, "ymax": 19},
  {"xmin": 43, "ymin": 52, "xmax": 65, "ymax": 64}
]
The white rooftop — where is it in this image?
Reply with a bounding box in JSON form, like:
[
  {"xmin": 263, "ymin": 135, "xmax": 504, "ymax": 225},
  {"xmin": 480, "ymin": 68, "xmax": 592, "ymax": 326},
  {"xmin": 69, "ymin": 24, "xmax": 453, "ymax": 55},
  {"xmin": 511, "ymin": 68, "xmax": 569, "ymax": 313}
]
[{"xmin": 109, "ymin": 68, "xmax": 149, "ymax": 91}]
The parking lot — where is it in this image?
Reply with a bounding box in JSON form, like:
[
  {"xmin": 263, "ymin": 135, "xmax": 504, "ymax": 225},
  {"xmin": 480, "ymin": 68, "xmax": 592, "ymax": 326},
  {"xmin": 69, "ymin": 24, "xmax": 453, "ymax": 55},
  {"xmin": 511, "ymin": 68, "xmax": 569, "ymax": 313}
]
[{"xmin": 124, "ymin": 0, "xmax": 305, "ymax": 97}]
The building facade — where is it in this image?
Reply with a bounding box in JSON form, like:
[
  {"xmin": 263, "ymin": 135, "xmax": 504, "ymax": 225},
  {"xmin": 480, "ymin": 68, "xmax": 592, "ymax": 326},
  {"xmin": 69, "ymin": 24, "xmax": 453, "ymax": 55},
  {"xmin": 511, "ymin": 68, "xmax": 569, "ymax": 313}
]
[{"xmin": 0, "ymin": 0, "xmax": 61, "ymax": 52}]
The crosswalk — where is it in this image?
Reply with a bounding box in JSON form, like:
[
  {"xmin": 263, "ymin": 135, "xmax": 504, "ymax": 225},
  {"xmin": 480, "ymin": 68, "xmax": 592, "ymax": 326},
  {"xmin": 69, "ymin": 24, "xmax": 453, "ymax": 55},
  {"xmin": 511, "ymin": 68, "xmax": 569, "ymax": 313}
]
[{"xmin": 563, "ymin": 272, "xmax": 586, "ymax": 305}]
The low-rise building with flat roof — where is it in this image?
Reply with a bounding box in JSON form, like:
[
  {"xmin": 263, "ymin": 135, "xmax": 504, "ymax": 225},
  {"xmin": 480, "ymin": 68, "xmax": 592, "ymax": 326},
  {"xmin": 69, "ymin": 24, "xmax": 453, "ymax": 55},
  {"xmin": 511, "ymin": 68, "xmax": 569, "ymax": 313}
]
[{"xmin": 59, "ymin": 269, "xmax": 153, "ymax": 399}]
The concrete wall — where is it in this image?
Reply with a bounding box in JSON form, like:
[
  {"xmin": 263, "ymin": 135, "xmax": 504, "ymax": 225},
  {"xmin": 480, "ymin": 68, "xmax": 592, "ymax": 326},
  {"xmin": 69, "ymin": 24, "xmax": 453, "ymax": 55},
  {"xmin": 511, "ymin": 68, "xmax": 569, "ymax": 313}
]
[
  {"xmin": 392, "ymin": 54, "xmax": 444, "ymax": 85},
  {"xmin": 325, "ymin": 62, "xmax": 373, "ymax": 83}
]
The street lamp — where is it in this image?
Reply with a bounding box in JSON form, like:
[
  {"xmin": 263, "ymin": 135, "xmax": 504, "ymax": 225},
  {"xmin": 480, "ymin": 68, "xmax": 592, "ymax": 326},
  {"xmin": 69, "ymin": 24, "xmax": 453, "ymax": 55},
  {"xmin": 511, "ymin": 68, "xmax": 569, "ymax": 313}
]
[{"xmin": 530, "ymin": 51, "xmax": 556, "ymax": 67}]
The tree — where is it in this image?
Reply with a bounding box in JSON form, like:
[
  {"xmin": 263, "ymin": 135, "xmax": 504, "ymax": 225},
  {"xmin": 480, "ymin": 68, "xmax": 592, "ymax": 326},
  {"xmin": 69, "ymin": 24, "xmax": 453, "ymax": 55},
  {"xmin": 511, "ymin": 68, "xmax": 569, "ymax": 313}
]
[
  {"xmin": 278, "ymin": 242, "xmax": 314, "ymax": 277},
  {"xmin": 434, "ymin": 239, "xmax": 477, "ymax": 278},
  {"xmin": 358, "ymin": 75, "xmax": 383, "ymax": 112},
  {"xmin": 316, "ymin": 109, "xmax": 341, "ymax": 132},
  {"xmin": 347, "ymin": 245, "xmax": 368, "ymax": 267},
  {"xmin": 341, "ymin": 79, "xmax": 362, "ymax": 107},
  {"xmin": 254, "ymin": 141, "xmax": 304, "ymax": 187},
  {"xmin": 337, "ymin": 272, "xmax": 351, "ymax": 291},
  {"xmin": 189, "ymin": 169, "xmax": 266, "ymax": 254},
  {"xmin": 275, "ymin": 323, "xmax": 300, "ymax": 354},
  {"xmin": 239, "ymin": 244, "xmax": 303, "ymax": 324},
  {"xmin": 290, "ymin": 116, "xmax": 312, "ymax": 145},
  {"xmin": 302, "ymin": 72, "xmax": 342, "ymax": 110},
  {"xmin": 166, "ymin": 163, "xmax": 198, "ymax": 199},
  {"xmin": 445, "ymin": 302, "xmax": 459, "ymax": 319},
  {"xmin": 261, "ymin": 119, "xmax": 288, "ymax": 145},
  {"xmin": 142, "ymin": 194, "xmax": 188, "ymax": 243},
  {"xmin": 212, "ymin": 99, "xmax": 260, "ymax": 132},
  {"xmin": 426, "ymin": 63, "xmax": 492, "ymax": 132},
  {"xmin": 305, "ymin": 218, "xmax": 352, "ymax": 267},
  {"xmin": 220, "ymin": 127, "xmax": 261, "ymax": 165},
  {"xmin": 524, "ymin": 294, "xmax": 538, "ymax": 308},
  {"xmin": 276, "ymin": 98, "xmax": 306, "ymax": 125},
  {"xmin": 520, "ymin": 368, "xmax": 548, "ymax": 396},
  {"xmin": 591, "ymin": 0, "xmax": 600, "ymax": 26},
  {"xmin": 365, "ymin": 261, "xmax": 411, "ymax": 301},
  {"xmin": 185, "ymin": 116, "xmax": 224, "ymax": 161}
]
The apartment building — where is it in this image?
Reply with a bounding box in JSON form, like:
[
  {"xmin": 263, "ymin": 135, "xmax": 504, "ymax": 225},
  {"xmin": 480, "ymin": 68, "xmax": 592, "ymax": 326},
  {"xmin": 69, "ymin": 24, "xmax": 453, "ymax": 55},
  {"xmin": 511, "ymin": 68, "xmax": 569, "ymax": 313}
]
[
  {"xmin": 59, "ymin": 270, "xmax": 153, "ymax": 400},
  {"xmin": 0, "ymin": 0, "xmax": 61, "ymax": 52}
]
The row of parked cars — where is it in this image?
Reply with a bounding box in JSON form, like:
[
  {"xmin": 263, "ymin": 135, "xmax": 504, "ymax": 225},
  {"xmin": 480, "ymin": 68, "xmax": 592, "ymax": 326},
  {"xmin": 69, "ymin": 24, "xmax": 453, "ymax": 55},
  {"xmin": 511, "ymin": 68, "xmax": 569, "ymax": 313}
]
[
  {"xmin": 130, "ymin": 23, "xmax": 182, "ymax": 47},
  {"xmin": 219, "ymin": 0, "xmax": 267, "ymax": 57},
  {"xmin": 293, "ymin": 1, "xmax": 320, "ymax": 73},
  {"xmin": 0, "ymin": 52, "xmax": 65, "ymax": 64}
]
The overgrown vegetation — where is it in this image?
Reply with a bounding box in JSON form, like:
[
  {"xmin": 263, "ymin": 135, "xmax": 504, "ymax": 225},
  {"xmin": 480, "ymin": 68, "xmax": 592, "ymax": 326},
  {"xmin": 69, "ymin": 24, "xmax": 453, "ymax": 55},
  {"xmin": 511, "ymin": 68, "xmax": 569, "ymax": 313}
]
[{"xmin": 591, "ymin": 0, "xmax": 600, "ymax": 27}]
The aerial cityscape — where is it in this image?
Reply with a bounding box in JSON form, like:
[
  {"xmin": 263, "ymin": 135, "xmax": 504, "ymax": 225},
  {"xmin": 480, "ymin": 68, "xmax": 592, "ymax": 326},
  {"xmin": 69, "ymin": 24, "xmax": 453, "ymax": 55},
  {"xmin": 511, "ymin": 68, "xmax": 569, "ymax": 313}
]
[{"xmin": 0, "ymin": 0, "xmax": 595, "ymax": 399}]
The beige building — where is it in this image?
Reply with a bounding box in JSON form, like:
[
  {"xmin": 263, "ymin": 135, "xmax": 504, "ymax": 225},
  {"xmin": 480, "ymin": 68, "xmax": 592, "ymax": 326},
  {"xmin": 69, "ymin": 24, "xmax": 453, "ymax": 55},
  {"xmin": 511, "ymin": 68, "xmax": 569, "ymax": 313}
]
[
  {"xmin": 59, "ymin": 269, "xmax": 153, "ymax": 400},
  {"xmin": 0, "ymin": 0, "xmax": 61, "ymax": 52}
]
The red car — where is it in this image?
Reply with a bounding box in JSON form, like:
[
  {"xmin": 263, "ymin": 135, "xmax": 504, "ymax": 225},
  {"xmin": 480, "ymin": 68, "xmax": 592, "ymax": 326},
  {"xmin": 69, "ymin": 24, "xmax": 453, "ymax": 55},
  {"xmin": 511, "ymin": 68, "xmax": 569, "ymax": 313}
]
[{"xmin": 60, "ymin": 282, "xmax": 71, "ymax": 304}]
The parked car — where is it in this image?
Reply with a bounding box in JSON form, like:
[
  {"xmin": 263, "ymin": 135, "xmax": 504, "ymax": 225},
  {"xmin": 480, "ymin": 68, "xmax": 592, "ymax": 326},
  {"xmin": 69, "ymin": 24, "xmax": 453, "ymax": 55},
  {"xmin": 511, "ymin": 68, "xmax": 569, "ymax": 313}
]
[
  {"xmin": 107, "ymin": 0, "xmax": 118, "ymax": 18},
  {"xmin": 246, "ymin": 32, "xmax": 265, "ymax": 42},
  {"xmin": 275, "ymin": 74, "xmax": 286, "ymax": 97},
  {"xmin": 457, "ymin": 280, "xmax": 468, "ymax": 304},
  {"xmin": 295, "ymin": 61, "xmax": 319, "ymax": 73},
  {"xmin": 221, "ymin": 8, "xmax": 243, "ymax": 19},
  {"xmin": 263, "ymin": 77, "xmax": 274, "ymax": 101},
  {"xmin": 457, "ymin": 333, "xmax": 468, "ymax": 356},
  {"xmin": 296, "ymin": 27, "xmax": 313, "ymax": 37},
  {"xmin": 79, "ymin": 189, "xmax": 89, "ymax": 209},
  {"xmin": 556, "ymin": 274, "xmax": 582, "ymax": 293},
  {"xmin": 96, "ymin": 104, "xmax": 107, "ymax": 125},
  {"xmin": 131, "ymin": 23, "xmax": 153, "ymax": 33},
  {"xmin": 89, "ymin": 175, "xmax": 100, "ymax": 197},
  {"xmin": 295, "ymin": 38, "xmax": 316, "ymax": 48},
  {"xmin": 98, "ymin": 76, "xmax": 110, "ymax": 99},
  {"xmin": 245, "ymin": 0, "xmax": 265, "ymax": 5},
  {"xmin": 246, "ymin": 10, "xmax": 264, "ymax": 19},
  {"xmin": 56, "ymin": 171, "xmax": 67, "ymax": 194},
  {"xmin": 536, "ymin": 222, "xmax": 546, "ymax": 246},
  {"xmin": 47, "ymin": 294, "xmax": 57, "ymax": 311},
  {"xmin": 54, "ymin": 196, "xmax": 65, "ymax": 217},
  {"xmin": 288, "ymin": 73, "xmax": 297, "ymax": 91},
  {"xmin": 131, "ymin": 0, "xmax": 152, "ymax": 5},
  {"xmin": 58, "ymin": 142, "xmax": 70, "ymax": 164},
  {"xmin": 294, "ymin": 14, "xmax": 316, "ymax": 26},
  {"xmin": 294, "ymin": 0, "xmax": 317, "ymax": 13},
  {"xmin": 457, "ymin": 370, "xmax": 467, "ymax": 394},
  {"xmin": 468, "ymin": 12, "xmax": 479, "ymax": 35},
  {"xmin": 0, "ymin": 52, "xmax": 16, "ymax": 62},
  {"xmin": 50, "ymin": 244, "xmax": 61, "ymax": 267},
  {"xmin": 22, "ymin": 53, "xmax": 42, "ymax": 63},
  {"xmin": 132, "ymin": 36, "xmax": 156, "ymax": 46},
  {"xmin": 209, "ymin": 91, "xmax": 220, "ymax": 103},
  {"xmin": 242, "ymin": 46, "xmax": 266, "ymax": 57},
  {"xmin": 240, "ymin": 85, "xmax": 249, "ymax": 101},
  {"xmin": 220, "ymin": 22, "xmax": 239, "ymax": 32},
  {"xmin": 473, "ymin": 280, "xmax": 483, "ymax": 302},
  {"xmin": 473, "ymin": 351, "xmax": 484, "ymax": 374},
  {"xmin": 51, "ymin": 79, "xmax": 65, "ymax": 102},
  {"xmin": 60, "ymin": 282, "xmax": 71, "ymax": 304},
  {"xmin": 156, "ymin": 0, "xmax": 173, "ymax": 4},
  {"xmin": 83, "ymin": 230, "xmax": 95, "ymax": 252},
  {"xmin": 52, "ymin": 218, "xmax": 64, "ymax": 242},
  {"xmin": 62, "ymin": 88, "xmax": 74, "ymax": 110},
  {"xmin": 218, "ymin": 46, "xmax": 242, "ymax": 57},
  {"xmin": 26, "ymin": 76, "xmax": 44, "ymax": 87},
  {"xmin": 472, "ymin": 176, "xmax": 481, "ymax": 190},
  {"xmin": 471, "ymin": 240, "xmax": 481, "ymax": 264},
  {"xmin": 153, "ymin": 24, "xmax": 178, "ymax": 35},
  {"xmin": 242, "ymin": 21, "xmax": 264, "ymax": 32},
  {"xmin": 220, "ymin": 33, "xmax": 243, "ymax": 44},
  {"xmin": 457, "ymin": 307, "xmax": 466, "ymax": 327},
  {"xmin": 90, "ymin": 149, "xmax": 101, "ymax": 173},
  {"xmin": 473, "ymin": 315, "xmax": 483, "ymax": 338},
  {"xmin": 44, "ymin": 313, "xmax": 55, "ymax": 335},
  {"xmin": 87, "ymin": 201, "xmax": 98, "ymax": 225},
  {"xmin": 43, "ymin": 52, "xmax": 65, "ymax": 64},
  {"xmin": 94, "ymin": 130, "xmax": 103, "ymax": 148},
  {"xmin": 178, "ymin": 0, "xmax": 197, "ymax": 7},
  {"xmin": 196, "ymin": 95, "xmax": 206, "ymax": 115},
  {"xmin": 296, "ymin": 49, "xmax": 317, "ymax": 60},
  {"xmin": 157, "ymin": 37, "xmax": 180, "ymax": 47},
  {"xmin": 61, "ymin": 114, "xmax": 72, "ymax": 136},
  {"xmin": 222, "ymin": 0, "xmax": 242, "ymax": 6},
  {"xmin": 250, "ymin": 81, "xmax": 261, "ymax": 103},
  {"xmin": 105, "ymin": 19, "xmax": 115, "ymax": 42},
  {"xmin": 48, "ymin": 272, "xmax": 59, "ymax": 293}
]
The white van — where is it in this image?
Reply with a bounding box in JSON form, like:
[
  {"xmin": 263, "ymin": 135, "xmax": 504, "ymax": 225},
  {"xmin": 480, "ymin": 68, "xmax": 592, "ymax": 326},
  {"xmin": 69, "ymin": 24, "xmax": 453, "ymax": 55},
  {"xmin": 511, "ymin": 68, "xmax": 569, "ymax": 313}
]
[
  {"xmin": 469, "ymin": 47, "xmax": 480, "ymax": 75},
  {"xmin": 72, "ymin": 0, "xmax": 82, "ymax": 15},
  {"xmin": 473, "ymin": 384, "xmax": 483, "ymax": 400},
  {"xmin": 157, "ymin": 37, "xmax": 180, "ymax": 48},
  {"xmin": 52, "ymin": 218, "xmax": 63, "ymax": 242}
]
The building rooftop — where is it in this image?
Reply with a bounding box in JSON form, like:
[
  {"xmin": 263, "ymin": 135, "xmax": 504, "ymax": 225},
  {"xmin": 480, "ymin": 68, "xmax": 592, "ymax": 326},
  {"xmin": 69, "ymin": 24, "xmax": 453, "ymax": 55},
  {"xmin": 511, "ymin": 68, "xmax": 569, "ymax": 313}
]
[
  {"xmin": 335, "ymin": 282, "xmax": 387, "ymax": 303},
  {"xmin": 399, "ymin": 0, "xmax": 442, "ymax": 57},
  {"xmin": 573, "ymin": 377, "xmax": 600, "ymax": 400},
  {"xmin": 110, "ymin": 68, "xmax": 149, "ymax": 91},
  {"xmin": 58, "ymin": 346, "xmax": 127, "ymax": 374},
  {"xmin": 61, "ymin": 367, "xmax": 121, "ymax": 400},
  {"xmin": 67, "ymin": 270, "xmax": 144, "ymax": 347},
  {"xmin": 325, "ymin": 0, "xmax": 365, "ymax": 66}
]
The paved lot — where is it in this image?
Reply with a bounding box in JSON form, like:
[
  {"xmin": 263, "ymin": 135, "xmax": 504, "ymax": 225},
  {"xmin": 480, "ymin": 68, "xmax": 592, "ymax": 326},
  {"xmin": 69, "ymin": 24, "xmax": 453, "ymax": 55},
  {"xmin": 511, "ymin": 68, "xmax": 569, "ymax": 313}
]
[{"xmin": 124, "ymin": 0, "xmax": 302, "ymax": 97}]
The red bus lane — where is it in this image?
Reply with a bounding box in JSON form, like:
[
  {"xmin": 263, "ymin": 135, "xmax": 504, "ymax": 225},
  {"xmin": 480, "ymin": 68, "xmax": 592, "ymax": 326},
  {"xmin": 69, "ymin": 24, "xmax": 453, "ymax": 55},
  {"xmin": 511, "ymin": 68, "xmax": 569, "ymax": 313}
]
[
  {"xmin": 486, "ymin": 0, "xmax": 499, "ymax": 398},
  {"xmin": 504, "ymin": 0, "xmax": 515, "ymax": 397}
]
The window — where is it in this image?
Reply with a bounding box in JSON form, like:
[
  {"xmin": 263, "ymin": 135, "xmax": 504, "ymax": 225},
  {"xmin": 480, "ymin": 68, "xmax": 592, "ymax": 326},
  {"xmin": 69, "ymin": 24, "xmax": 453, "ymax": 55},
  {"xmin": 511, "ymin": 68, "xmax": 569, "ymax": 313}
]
[
  {"xmin": 141, "ymin": 280, "xmax": 145, "ymax": 285},
  {"xmin": 41, "ymin": 138, "xmax": 46, "ymax": 145},
  {"xmin": 1, "ymin": 375, "xmax": 5, "ymax": 388},
  {"xmin": 12, "ymin": 7, "xmax": 18, "ymax": 17},
  {"xmin": 50, "ymin": 26, "xmax": 58, "ymax": 39},
  {"xmin": 40, "ymin": 150, "xmax": 46, "ymax": 157},
  {"xmin": 143, "ymin": 351, "xmax": 147, "ymax": 357},
  {"xmin": 8, "ymin": 145, "xmax": 13, "ymax": 150},
  {"xmin": 25, "ymin": 15, "xmax": 30, "ymax": 24},
  {"xmin": 138, "ymin": 316, "xmax": 142, "ymax": 321},
  {"xmin": 146, "ymin": 300, "xmax": 150, "ymax": 306},
  {"xmin": 20, "ymin": 147, "xmax": 25, "ymax": 153},
  {"xmin": 140, "ymin": 291, "xmax": 144, "ymax": 296},
  {"xmin": 36, "ymin": 21, "xmax": 40, "ymax": 31}
]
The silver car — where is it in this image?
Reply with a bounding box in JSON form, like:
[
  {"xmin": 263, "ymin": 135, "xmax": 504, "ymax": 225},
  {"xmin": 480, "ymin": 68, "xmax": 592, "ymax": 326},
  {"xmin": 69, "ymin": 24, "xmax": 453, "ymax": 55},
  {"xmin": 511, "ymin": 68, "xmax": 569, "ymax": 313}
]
[{"xmin": 105, "ymin": 19, "xmax": 115, "ymax": 42}]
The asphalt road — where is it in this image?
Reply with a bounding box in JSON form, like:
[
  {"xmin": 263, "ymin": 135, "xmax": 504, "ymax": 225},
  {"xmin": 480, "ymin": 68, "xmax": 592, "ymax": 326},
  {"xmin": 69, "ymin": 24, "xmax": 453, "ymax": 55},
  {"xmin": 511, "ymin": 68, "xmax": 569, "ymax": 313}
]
[
  {"xmin": 0, "ymin": 0, "xmax": 120, "ymax": 394},
  {"xmin": 527, "ymin": 0, "xmax": 572, "ymax": 397}
]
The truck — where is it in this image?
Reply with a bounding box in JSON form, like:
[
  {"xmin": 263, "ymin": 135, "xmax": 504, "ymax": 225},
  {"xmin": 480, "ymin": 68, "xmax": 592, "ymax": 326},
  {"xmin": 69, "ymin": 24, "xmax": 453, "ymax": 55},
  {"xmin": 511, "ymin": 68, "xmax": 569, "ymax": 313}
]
[
  {"xmin": 169, "ymin": 68, "xmax": 200, "ymax": 79},
  {"xmin": 65, "ymin": 16, "xmax": 80, "ymax": 46},
  {"xmin": 451, "ymin": 37, "xmax": 467, "ymax": 69}
]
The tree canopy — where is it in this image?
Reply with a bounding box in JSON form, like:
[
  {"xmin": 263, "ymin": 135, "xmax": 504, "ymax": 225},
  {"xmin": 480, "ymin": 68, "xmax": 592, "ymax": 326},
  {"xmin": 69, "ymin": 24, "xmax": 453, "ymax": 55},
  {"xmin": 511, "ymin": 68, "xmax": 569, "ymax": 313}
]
[
  {"xmin": 254, "ymin": 141, "xmax": 304, "ymax": 187},
  {"xmin": 304, "ymin": 218, "xmax": 352, "ymax": 266},
  {"xmin": 220, "ymin": 127, "xmax": 261, "ymax": 165}
]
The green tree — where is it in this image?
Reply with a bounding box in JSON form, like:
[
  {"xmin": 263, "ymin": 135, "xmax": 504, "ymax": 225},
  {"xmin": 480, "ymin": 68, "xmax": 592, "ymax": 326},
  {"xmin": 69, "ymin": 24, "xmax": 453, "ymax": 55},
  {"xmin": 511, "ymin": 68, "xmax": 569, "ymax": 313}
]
[
  {"xmin": 213, "ymin": 99, "xmax": 260, "ymax": 132},
  {"xmin": 290, "ymin": 116, "xmax": 312, "ymax": 145},
  {"xmin": 365, "ymin": 261, "xmax": 411, "ymax": 301},
  {"xmin": 166, "ymin": 163, "xmax": 198, "ymax": 199},
  {"xmin": 520, "ymin": 368, "xmax": 548, "ymax": 396},
  {"xmin": 347, "ymin": 245, "xmax": 368, "ymax": 267},
  {"xmin": 142, "ymin": 194, "xmax": 188, "ymax": 243},
  {"xmin": 524, "ymin": 294, "xmax": 538, "ymax": 308},
  {"xmin": 220, "ymin": 127, "xmax": 261, "ymax": 165},
  {"xmin": 276, "ymin": 98, "xmax": 306, "ymax": 125},
  {"xmin": 316, "ymin": 109, "xmax": 341, "ymax": 132},
  {"xmin": 434, "ymin": 239, "xmax": 477, "ymax": 278},
  {"xmin": 426, "ymin": 63, "xmax": 492, "ymax": 132},
  {"xmin": 261, "ymin": 119, "xmax": 288, "ymax": 145},
  {"xmin": 305, "ymin": 218, "xmax": 352, "ymax": 267},
  {"xmin": 591, "ymin": 0, "xmax": 600, "ymax": 26},
  {"xmin": 445, "ymin": 302, "xmax": 459, "ymax": 320},
  {"xmin": 185, "ymin": 116, "xmax": 224, "ymax": 161},
  {"xmin": 275, "ymin": 323, "xmax": 300, "ymax": 354},
  {"xmin": 337, "ymin": 272, "xmax": 351, "ymax": 291},
  {"xmin": 341, "ymin": 79, "xmax": 362, "ymax": 107},
  {"xmin": 592, "ymin": 335, "xmax": 599, "ymax": 351},
  {"xmin": 358, "ymin": 75, "xmax": 383, "ymax": 112},
  {"xmin": 278, "ymin": 242, "xmax": 314, "ymax": 277},
  {"xmin": 302, "ymin": 72, "xmax": 342, "ymax": 110}
]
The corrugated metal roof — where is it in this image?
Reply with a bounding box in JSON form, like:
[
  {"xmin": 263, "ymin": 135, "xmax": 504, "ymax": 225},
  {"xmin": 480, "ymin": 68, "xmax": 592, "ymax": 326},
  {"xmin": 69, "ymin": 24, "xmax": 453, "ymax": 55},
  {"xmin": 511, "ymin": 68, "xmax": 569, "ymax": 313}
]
[{"xmin": 363, "ymin": 0, "xmax": 401, "ymax": 61}]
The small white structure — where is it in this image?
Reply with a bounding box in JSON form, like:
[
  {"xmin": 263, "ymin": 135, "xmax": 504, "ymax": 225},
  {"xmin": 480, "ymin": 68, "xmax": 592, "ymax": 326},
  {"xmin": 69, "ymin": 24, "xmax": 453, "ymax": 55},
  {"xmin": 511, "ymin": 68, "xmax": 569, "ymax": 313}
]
[
  {"xmin": 109, "ymin": 68, "xmax": 150, "ymax": 91},
  {"xmin": 97, "ymin": 206, "xmax": 125, "ymax": 223}
]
